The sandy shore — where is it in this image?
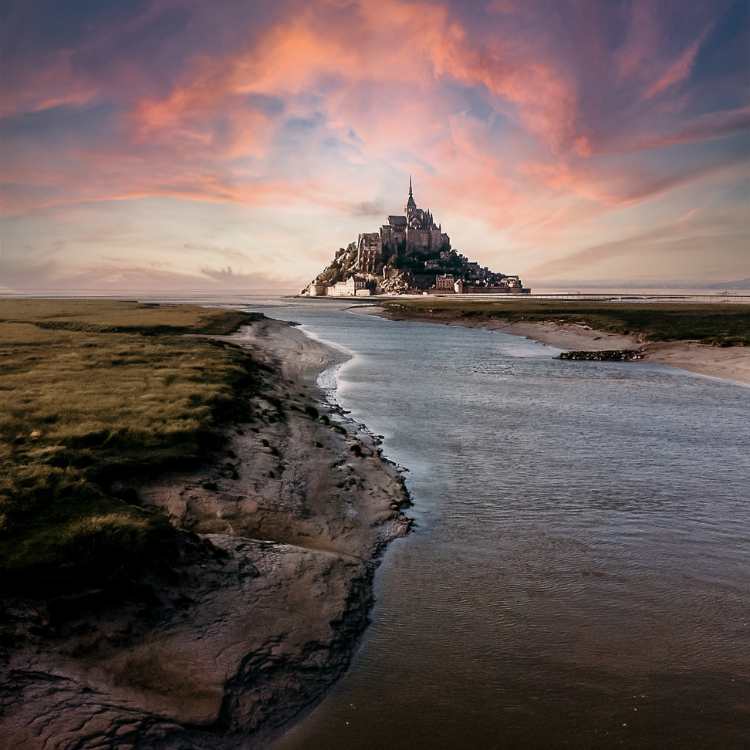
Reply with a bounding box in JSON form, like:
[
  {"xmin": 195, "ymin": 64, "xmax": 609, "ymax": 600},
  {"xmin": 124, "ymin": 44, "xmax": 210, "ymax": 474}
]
[
  {"xmin": 374, "ymin": 306, "xmax": 750, "ymax": 386},
  {"xmin": 486, "ymin": 320, "xmax": 750, "ymax": 385},
  {"xmin": 2, "ymin": 316, "xmax": 410, "ymax": 748},
  {"xmin": 644, "ymin": 341, "xmax": 750, "ymax": 386}
]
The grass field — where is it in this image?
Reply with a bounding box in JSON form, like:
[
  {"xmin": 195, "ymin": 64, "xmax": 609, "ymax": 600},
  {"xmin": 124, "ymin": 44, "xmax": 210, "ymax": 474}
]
[
  {"xmin": 382, "ymin": 299, "xmax": 750, "ymax": 346},
  {"xmin": 0, "ymin": 300, "xmax": 258, "ymax": 593}
]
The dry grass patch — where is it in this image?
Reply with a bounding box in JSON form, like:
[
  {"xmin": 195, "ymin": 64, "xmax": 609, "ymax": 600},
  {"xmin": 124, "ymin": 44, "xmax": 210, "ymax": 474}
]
[
  {"xmin": 0, "ymin": 299, "xmax": 252, "ymax": 336},
  {"xmin": 383, "ymin": 299, "xmax": 750, "ymax": 346},
  {"xmin": 0, "ymin": 299, "xmax": 260, "ymax": 592}
]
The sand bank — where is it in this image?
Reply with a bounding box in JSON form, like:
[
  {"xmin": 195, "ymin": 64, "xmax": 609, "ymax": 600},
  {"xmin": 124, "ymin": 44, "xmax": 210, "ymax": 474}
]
[
  {"xmin": 495, "ymin": 321, "xmax": 750, "ymax": 385},
  {"xmin": 374, "ymin": 306, "xmax": 750, "ymax": 386},
  {"xmin": 507, "ymin": 321, "xmax": 750, "ymax": 385},
  {"xmin": 2, "ymin": 316, "xmax": 410, "ymax": 748},
  {"xmin": 644, "ymin": 341, "xmax": 750, "ymax": 386}
]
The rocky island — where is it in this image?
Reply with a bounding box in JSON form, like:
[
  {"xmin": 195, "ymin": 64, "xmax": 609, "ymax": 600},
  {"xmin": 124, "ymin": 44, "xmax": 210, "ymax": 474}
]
[{"xmin": 302, "ymin": 180, "xmax": 529, "ymax": 297}]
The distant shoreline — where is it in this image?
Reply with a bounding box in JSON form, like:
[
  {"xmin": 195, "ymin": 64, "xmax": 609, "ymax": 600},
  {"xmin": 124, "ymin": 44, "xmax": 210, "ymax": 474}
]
[
  {"xmin": 374, "ymin": 300, "xmax": 750, "ymax": 386},
  {"xmin": 292, "ymin": 291, "xmax": 750, "ymax": 303}
]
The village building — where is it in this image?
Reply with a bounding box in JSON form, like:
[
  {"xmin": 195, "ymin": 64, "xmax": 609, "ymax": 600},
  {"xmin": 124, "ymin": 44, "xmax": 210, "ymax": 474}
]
[
  {"xmin": 435, "ymin": 274, "xmax": 456, "ymax": 291},
  {"xmin": 325, "ymin": 277, "xmax": 371, "ymax": 297},
  {"xmin": 306, "ymin": 283, "xmax": 328, "ymax": 297}
]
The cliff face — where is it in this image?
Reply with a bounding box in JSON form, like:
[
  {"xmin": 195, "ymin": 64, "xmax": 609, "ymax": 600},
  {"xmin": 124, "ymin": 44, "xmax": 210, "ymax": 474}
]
[
  {"xmin": 310, "ymin": 242, "xmax": 413, "ymax": 294},
  {"xmin": 304, "ymin": 241, "xmax": 524, "ymax": 296}
]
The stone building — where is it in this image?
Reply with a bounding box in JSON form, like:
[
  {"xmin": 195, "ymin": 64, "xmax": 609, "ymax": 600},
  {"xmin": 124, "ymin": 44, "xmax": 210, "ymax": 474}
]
[
  {"xmin": 403, "ymin": 177, "xmax": 450, "ymax": 253},
  {"xmin": 326, "ymin": 277, "xmax": 371, "ymax": 297},
  {"xmin": 352, "ymin": 179, "xmax": 451, "ymax": 275},
  {"xmin": 379, "ymin": 215, "xmax": 407, "ymax": 254},
  {"xmin": 435, "ymin": 274, "xmax": 455, "ymax": 291},
  {"xmin": 306, "ymin": 283, "xmax": 328, "ymax": 296}
]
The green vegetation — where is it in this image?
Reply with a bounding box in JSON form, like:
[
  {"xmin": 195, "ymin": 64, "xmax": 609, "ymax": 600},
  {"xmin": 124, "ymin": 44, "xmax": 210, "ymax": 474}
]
[
  {"xmin": 382, "ymin": 299, "xmax": 750, "ymax": 346},
  {"xmin": 393, "ymin": 253, "xmax": 428, "ymax": 273},
  {"xmin": 0, "ymin": 300, "xmax": 259, "ymax": 593}
]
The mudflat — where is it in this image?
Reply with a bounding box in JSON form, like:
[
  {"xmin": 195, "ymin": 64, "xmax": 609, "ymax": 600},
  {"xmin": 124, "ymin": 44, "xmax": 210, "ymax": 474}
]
[{"xmin": 0, "ymin": 301, "xmax": 410, "ymax": 748}]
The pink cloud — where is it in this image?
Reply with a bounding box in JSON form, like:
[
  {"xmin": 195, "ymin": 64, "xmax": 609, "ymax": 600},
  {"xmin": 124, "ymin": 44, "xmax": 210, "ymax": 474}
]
[
  {"xmin": 0, "ymin": 50, "xmax": 99, "ymax": 118},
  {"xmin": 130, "ymin": 0, "xmax": 582, "ymax": 156},
  {"xmin": 527, "ymin": 204, "xmax": 750, "ymax": 283},
  {"xmin": 643, "ymin": 27, "xmax": 711, "ymax": 100},
  {"xmin": 617, "ymin": 106, "xmax": 750, "ymax": 153},
  {"xmin": 2, "ymin": 0, "xmax": 747, "ymax": 289}
]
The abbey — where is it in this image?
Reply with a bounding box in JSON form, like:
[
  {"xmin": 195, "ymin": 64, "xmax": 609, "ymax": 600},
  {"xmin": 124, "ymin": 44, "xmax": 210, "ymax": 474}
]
[
  {"xmin": 304, "ymin": 180, "xmax": 529, "ymax": 296},
  {"xmin": 356, "ymin": 177, "xmax": 451, "ymax": 274}
]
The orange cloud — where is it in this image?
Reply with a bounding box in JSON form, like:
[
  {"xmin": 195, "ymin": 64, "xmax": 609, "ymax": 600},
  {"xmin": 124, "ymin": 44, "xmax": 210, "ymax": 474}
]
[{"xmin": 132, "ymin": 0, "xmax": 581, "ymax": 156}]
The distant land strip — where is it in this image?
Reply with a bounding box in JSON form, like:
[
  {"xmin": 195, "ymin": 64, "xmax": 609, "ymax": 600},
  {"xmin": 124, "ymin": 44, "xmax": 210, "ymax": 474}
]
[{"xmin": 379, "ymin": 298, "xmax": 750, "ymax": 385}]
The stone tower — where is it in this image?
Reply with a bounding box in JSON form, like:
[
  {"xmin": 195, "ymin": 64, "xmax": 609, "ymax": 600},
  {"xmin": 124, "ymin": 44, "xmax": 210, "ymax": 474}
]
[{"xmin": 405, "ymin": 176, "xmax": 416, "ymax": 218}]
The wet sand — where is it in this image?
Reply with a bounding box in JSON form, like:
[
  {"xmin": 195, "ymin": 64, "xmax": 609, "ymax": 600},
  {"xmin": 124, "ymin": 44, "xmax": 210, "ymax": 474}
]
[
  {"xmin": 1, "ymin": 316, "xmax": 410, "ymax": 748},
  {"xmin": 644, "ymin": 340, "xmax": 750, "ymax": 386},
  {"xmin": 493, "ymin": 320, "xmax": 750, "ymax": 385}
]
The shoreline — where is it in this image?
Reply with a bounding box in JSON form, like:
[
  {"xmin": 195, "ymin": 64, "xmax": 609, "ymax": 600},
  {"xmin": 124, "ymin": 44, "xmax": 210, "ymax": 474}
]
[
  {"xmin": 2, "ymin": 314, "xmax": 411, "ymax": 748},
  {"xmin": 375, "ymin": 306, "xmax": 750, "ymax": 386}
]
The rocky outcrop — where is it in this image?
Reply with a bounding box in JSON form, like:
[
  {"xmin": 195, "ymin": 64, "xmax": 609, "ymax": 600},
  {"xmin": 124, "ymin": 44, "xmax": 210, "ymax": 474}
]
[
  {"xmin": 559, "ymin": 349, "xmax": 644, "ymax": 361},
  {"xmin": 0, "ymin": 317, "xmax": 411, "ymax": 749}
]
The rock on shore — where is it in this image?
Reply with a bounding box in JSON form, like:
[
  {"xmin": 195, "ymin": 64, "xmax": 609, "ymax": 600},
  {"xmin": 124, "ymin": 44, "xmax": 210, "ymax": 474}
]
[
  {"xmin": 0, "ymin": 316, "xmax": 411, "ymax": 749},
  {"xmin": 559, "ymin": 349, "xmax": 644, "ymax": 361}
]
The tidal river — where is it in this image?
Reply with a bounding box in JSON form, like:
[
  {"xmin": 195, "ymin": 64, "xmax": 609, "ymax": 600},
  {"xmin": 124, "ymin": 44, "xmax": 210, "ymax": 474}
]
[{"xmin": 250, "ymin": 299, "xmax": 750, "ymax": 749}]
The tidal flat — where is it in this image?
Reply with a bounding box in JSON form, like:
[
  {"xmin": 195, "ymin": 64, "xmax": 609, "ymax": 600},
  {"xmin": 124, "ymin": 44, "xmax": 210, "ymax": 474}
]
[
  {"xmin": 0, "ymin": 300, "xmax": 410, "ymax": 748},
  {"xmin": 380, "ymin": 297, "xmax": 750, "ymax": 345}
]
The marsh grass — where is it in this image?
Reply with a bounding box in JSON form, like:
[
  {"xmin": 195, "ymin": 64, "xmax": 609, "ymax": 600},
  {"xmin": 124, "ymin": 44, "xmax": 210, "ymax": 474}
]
[
  {"xmin": 0, "ymin": 300, "xmax": 259, "ymax": 592},
  {"xmin": 383, "ymin": 299, "xmax": 750, "ymax": 346}
]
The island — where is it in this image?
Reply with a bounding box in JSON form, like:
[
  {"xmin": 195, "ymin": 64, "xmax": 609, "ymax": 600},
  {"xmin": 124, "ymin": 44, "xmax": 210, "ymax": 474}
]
[{"xmin": 302, "ymin": 179, "xmax": 530, "ymax": 297}]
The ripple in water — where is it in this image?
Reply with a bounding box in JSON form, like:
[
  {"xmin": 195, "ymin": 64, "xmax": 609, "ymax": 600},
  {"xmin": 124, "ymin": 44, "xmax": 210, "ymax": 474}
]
[{"xmin": 248, "ymin": 301, "xmax": 750, "ymax": 750}]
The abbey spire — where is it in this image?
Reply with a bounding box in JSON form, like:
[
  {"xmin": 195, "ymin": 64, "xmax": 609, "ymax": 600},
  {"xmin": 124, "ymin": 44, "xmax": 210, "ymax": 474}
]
[{"xmin": 406, "ymin": 176, "xmax": 417, "ymax": 215}]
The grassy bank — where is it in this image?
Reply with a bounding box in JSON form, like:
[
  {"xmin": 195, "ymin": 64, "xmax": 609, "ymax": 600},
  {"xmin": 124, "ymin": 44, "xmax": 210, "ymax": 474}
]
[
  {"xmin": 0, "ymin": 300, "xmax": 259, "ymax": 593},
  {"xmin": 382, "ymin": 299, "xmax": 750, "ymax": 346}
]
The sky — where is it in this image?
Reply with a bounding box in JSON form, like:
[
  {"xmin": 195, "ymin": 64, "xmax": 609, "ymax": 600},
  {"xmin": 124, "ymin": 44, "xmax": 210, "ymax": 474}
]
[{"xmin": 1, "ymin": 0, "xmax": 749, "ymax": 293}]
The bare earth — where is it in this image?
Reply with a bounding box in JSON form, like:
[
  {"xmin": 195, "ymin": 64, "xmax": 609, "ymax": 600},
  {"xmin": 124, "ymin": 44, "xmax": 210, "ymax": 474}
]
[
  {"xmin": 370, "ymin": 306, "xmax": 750, "ymax": 386},
  {"xmin": 2, "ymin": 317, "xmax": 410, "ymax": 749}
]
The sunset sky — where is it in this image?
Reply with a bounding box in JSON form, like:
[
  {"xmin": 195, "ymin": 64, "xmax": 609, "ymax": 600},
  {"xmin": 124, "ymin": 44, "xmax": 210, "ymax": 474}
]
[{"xmin": 2, "ymin": 0, "xmax": 749, "ymax": 292}]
